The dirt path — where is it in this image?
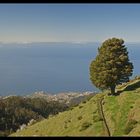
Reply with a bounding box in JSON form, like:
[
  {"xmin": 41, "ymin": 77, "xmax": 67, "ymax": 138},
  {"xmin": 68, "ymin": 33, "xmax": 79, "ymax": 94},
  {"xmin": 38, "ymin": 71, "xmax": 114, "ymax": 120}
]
[{"xmin": 97, "ymin": 97, "xmax": 111, "ymax": 136}]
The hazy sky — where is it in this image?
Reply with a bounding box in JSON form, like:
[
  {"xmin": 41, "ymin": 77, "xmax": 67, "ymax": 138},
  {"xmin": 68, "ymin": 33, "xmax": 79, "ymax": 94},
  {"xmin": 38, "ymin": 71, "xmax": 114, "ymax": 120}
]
[{"xmin": 0, "ymin": 4, "xmax": 140, "ymax": 43}]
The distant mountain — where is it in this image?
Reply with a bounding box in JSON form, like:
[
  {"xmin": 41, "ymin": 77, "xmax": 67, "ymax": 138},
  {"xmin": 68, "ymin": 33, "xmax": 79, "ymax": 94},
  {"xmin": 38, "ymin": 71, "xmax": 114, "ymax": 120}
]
[{"xmin": 0, "ymin": 41, "xmax": 100, "ymax": 48}]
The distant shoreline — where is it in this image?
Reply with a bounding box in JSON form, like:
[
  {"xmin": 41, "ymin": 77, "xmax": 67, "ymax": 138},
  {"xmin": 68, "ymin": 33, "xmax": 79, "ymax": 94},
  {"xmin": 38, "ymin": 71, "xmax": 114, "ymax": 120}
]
[{"xmin": 0, "ymin": 90, "xmax": 97, "ymax": 98}]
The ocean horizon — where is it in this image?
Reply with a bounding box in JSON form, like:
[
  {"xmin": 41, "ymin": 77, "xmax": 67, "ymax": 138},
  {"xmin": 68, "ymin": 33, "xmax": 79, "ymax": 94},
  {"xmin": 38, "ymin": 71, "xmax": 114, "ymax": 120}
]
[{"xmin": 0, "ymin": 42, "xmax": 139, "ymax": 96}]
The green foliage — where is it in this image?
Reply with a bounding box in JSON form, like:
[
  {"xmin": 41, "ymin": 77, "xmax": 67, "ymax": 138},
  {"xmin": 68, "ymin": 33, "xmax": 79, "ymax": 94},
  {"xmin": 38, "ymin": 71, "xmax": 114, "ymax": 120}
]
[
  {"xmin": 79, "ymin": 105, "xmax": 83, "ymax": 109},
  {"xmin": 68, "ymin": 119, "xmax": 71, "ymax": 122},
  {"xmin": 77, "ymin": 116, "xmax": 82, "ymax": 120},
  {"xmin": 10, "ymin": 78, "xmax": 140, "ymax": 136},
  {"xmin": 130, "ymin": 105, "xmax": 133, "ymax": 109},
  {"xmin": 11, "ymin": 92, "xmax": 104, "ymax": 136},
  {"xmin": 0, "ymin": 96, "xmax": 69, "ymax": 136},
  {"xmin": 79, "ymin": 122, "xmax": 92, "ymax": 131},
  {"xmin": 82, "ymin": 101, "xmax": 86, "ymax": 104},
  {"xmin": 0, "ymin": 130, "xmax": 11, "ymax": 137},
  {"xmin": 90, "ymin": 38, "xmax": 133, "ymax": 95},
  {"xmin": 93, "ymin": 115, "xmax": 103, "ymax": 122},
  {"xmin": 124, "ymin": 119, "xmax": 138, "ymax": 134}
]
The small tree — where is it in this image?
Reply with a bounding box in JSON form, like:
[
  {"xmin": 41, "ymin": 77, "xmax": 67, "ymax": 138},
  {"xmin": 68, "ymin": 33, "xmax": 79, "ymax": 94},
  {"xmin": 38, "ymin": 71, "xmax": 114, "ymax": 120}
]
[{"xmin": 89, "ymin": 38, "xmax": 133, "ymax": 95}]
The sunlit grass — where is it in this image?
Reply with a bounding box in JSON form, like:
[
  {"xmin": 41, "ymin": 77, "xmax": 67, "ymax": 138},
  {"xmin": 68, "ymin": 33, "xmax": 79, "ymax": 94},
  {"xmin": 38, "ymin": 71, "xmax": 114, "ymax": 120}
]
[{"xmin": 11, "ymin": 78, "xmax": 140, "ymax": 136}]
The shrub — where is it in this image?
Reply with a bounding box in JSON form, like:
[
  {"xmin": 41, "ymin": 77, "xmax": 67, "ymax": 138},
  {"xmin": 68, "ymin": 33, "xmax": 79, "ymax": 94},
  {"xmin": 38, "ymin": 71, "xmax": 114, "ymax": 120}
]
[
  {"xmin": 124, "ymin": 119, "xmax": 138, "ymax": 134},
  {"xmin": 64, "ymin": 125, "xmax": 68, "ymax": 129},
  {"xmin": 130, "ymin": 105, "xmax": 133, "ymax": 109},
  {"xmin": 93, "ymin": 115, "xmax": 103, "ymax": 122},
  {"xmin": 77, "ymin": 116, "xmax": 82, "ymax": 120},
  {"xmin": 69, "ymin": 107, "xmax": 74, "ymax": 110},
  {"xmin": 93, "ymin": 110, "xmax": 97, "ymax": 114},
  {"xmin": 124, "ymin": 125, "xmax": 133, "ymax": 134},
  {"xmin": 129, "ymin": 119, "xmax": 137, "ymax": 125},
  {"xmin": 68, "ymin": 119, "xmax": 71, "ymax": 122},
  {"xmin": 99, "ymin": 117, "xmax": 103, "ymax": 121},
  {"xmin": 79, "ymin": 106, "xmax": 83, "ymax": 109},
  {"xmin": 82, "ymin": 101, "xmax": 86, "ymax": 104},
  {"xmin": 92, "ymin": 100, "xmax": 96, "ymax": 104},
  {"xmin": 0, "ymin": 130, "xmax": 10, "ymax": 137},
  {"xmin": 79, "ymin": 122, "xmax": 92, "ymax": 131}
]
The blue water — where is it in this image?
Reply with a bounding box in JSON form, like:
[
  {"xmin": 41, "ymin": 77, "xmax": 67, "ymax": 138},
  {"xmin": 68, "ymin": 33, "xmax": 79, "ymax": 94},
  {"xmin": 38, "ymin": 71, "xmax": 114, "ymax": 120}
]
[{"xmin": 0, "ymin": 42, "xmax": 139, "ymax": 96}]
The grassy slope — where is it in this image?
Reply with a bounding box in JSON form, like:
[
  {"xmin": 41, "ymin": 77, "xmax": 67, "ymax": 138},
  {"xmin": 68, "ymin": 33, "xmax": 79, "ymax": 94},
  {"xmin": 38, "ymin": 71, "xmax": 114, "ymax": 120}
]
[
  {"xmin": 11, "ymin": 93, "xmax": 106, "ymax": 136},
  {"xmin": 104, "ymin": 79, "xmax": 140, "ymax": 136},
  {"xmin": 11, "ymin": 78, "xmax": 140, "ymax": 136}
]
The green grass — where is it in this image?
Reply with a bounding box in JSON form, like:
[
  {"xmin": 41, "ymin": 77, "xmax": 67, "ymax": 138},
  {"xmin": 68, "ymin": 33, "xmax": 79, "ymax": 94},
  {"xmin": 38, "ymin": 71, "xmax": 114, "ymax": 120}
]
[
  {"xmin": 103, "ymin": 80, "xmax": 140, "ymax": 136},
  {"xmin": 11, "ymin": 95, "xmax": 105, "ymax": 136},
  {"xmin": 10, "ymin": 77, "xmax": 140, "ymax": 136}
]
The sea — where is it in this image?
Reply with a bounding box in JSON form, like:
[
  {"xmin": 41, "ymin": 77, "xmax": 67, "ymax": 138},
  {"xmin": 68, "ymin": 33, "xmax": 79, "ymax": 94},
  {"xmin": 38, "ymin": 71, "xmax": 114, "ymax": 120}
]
[{"xmin": 0, "ymin": 42, "xmax": 139, "ymax": 96}]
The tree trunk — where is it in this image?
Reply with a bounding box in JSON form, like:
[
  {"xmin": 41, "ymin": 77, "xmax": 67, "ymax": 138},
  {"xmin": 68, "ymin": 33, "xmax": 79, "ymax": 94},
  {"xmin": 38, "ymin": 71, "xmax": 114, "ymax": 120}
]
[{"xmin": 110, "ymin": 85, "xmax": 116, "ymax": 95}]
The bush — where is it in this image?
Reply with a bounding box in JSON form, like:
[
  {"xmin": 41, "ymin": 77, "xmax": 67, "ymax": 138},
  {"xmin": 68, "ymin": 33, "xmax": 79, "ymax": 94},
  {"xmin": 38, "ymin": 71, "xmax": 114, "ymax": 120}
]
[
  {"xmin": 0, "ymin": 130, "xmax": 10, "ymax": 137},
  {"xmin": 82, "ymin": 101, "xmax": 86, "ymax": 104},
  {"xmin": 68, "ymin": 119, "xmax": 71, "ymax": 122},
  {"xmin": 64, "ymin": 125, "xmax": 68, "ymax": 129},
  {"xmin": 79, "ymin": 122, "xmax": 92, "ymax": 131},
  {"xmin": 79, "ymin": 106, "xmax": 83, "ymax": 109},
  {"xmin": 124, "ymin": 126, "xmax": 133, "ymax": 134},
  {"xmin": 77, "ymin": 116, "xmax": 82, "ymax": 120},
  {"xmin": 69, "ymin": 107, "xmax": 74, "ymax": 110},
  {"xmin": 93, "ymin": 110, "xmax": 97, "ymax": 114},
  {"xmin": 93, "ymin": 115, "xmax": 103, "ymax": 122},
  {"xmin": 124, "ymin": 119, "xmax": 138, "ymax": 134},
  {"xmin": 130, "ymin": 105, "xmax": 133, "ymax": 109}
]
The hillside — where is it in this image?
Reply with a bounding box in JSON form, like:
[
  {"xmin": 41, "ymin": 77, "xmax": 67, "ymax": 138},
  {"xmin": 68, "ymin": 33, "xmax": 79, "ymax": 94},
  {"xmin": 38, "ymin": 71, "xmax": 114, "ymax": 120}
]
[{"xmin": 11, "ymin": 77, "xmax": 140, "ymax": 136}]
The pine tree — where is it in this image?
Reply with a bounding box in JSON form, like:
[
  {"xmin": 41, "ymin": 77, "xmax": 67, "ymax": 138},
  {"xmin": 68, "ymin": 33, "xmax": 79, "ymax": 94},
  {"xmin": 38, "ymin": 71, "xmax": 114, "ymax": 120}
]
[{"xmin": 89, "ymin": 38, "xmax": 133, "ymax": 95}]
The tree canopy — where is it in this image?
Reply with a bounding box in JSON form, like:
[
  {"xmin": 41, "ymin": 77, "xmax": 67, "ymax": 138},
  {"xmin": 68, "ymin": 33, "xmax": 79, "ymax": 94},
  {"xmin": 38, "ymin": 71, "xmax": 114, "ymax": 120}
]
[{"xmin": 89, "ymin": 38, "xmax": 133, "ymax": 95}]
